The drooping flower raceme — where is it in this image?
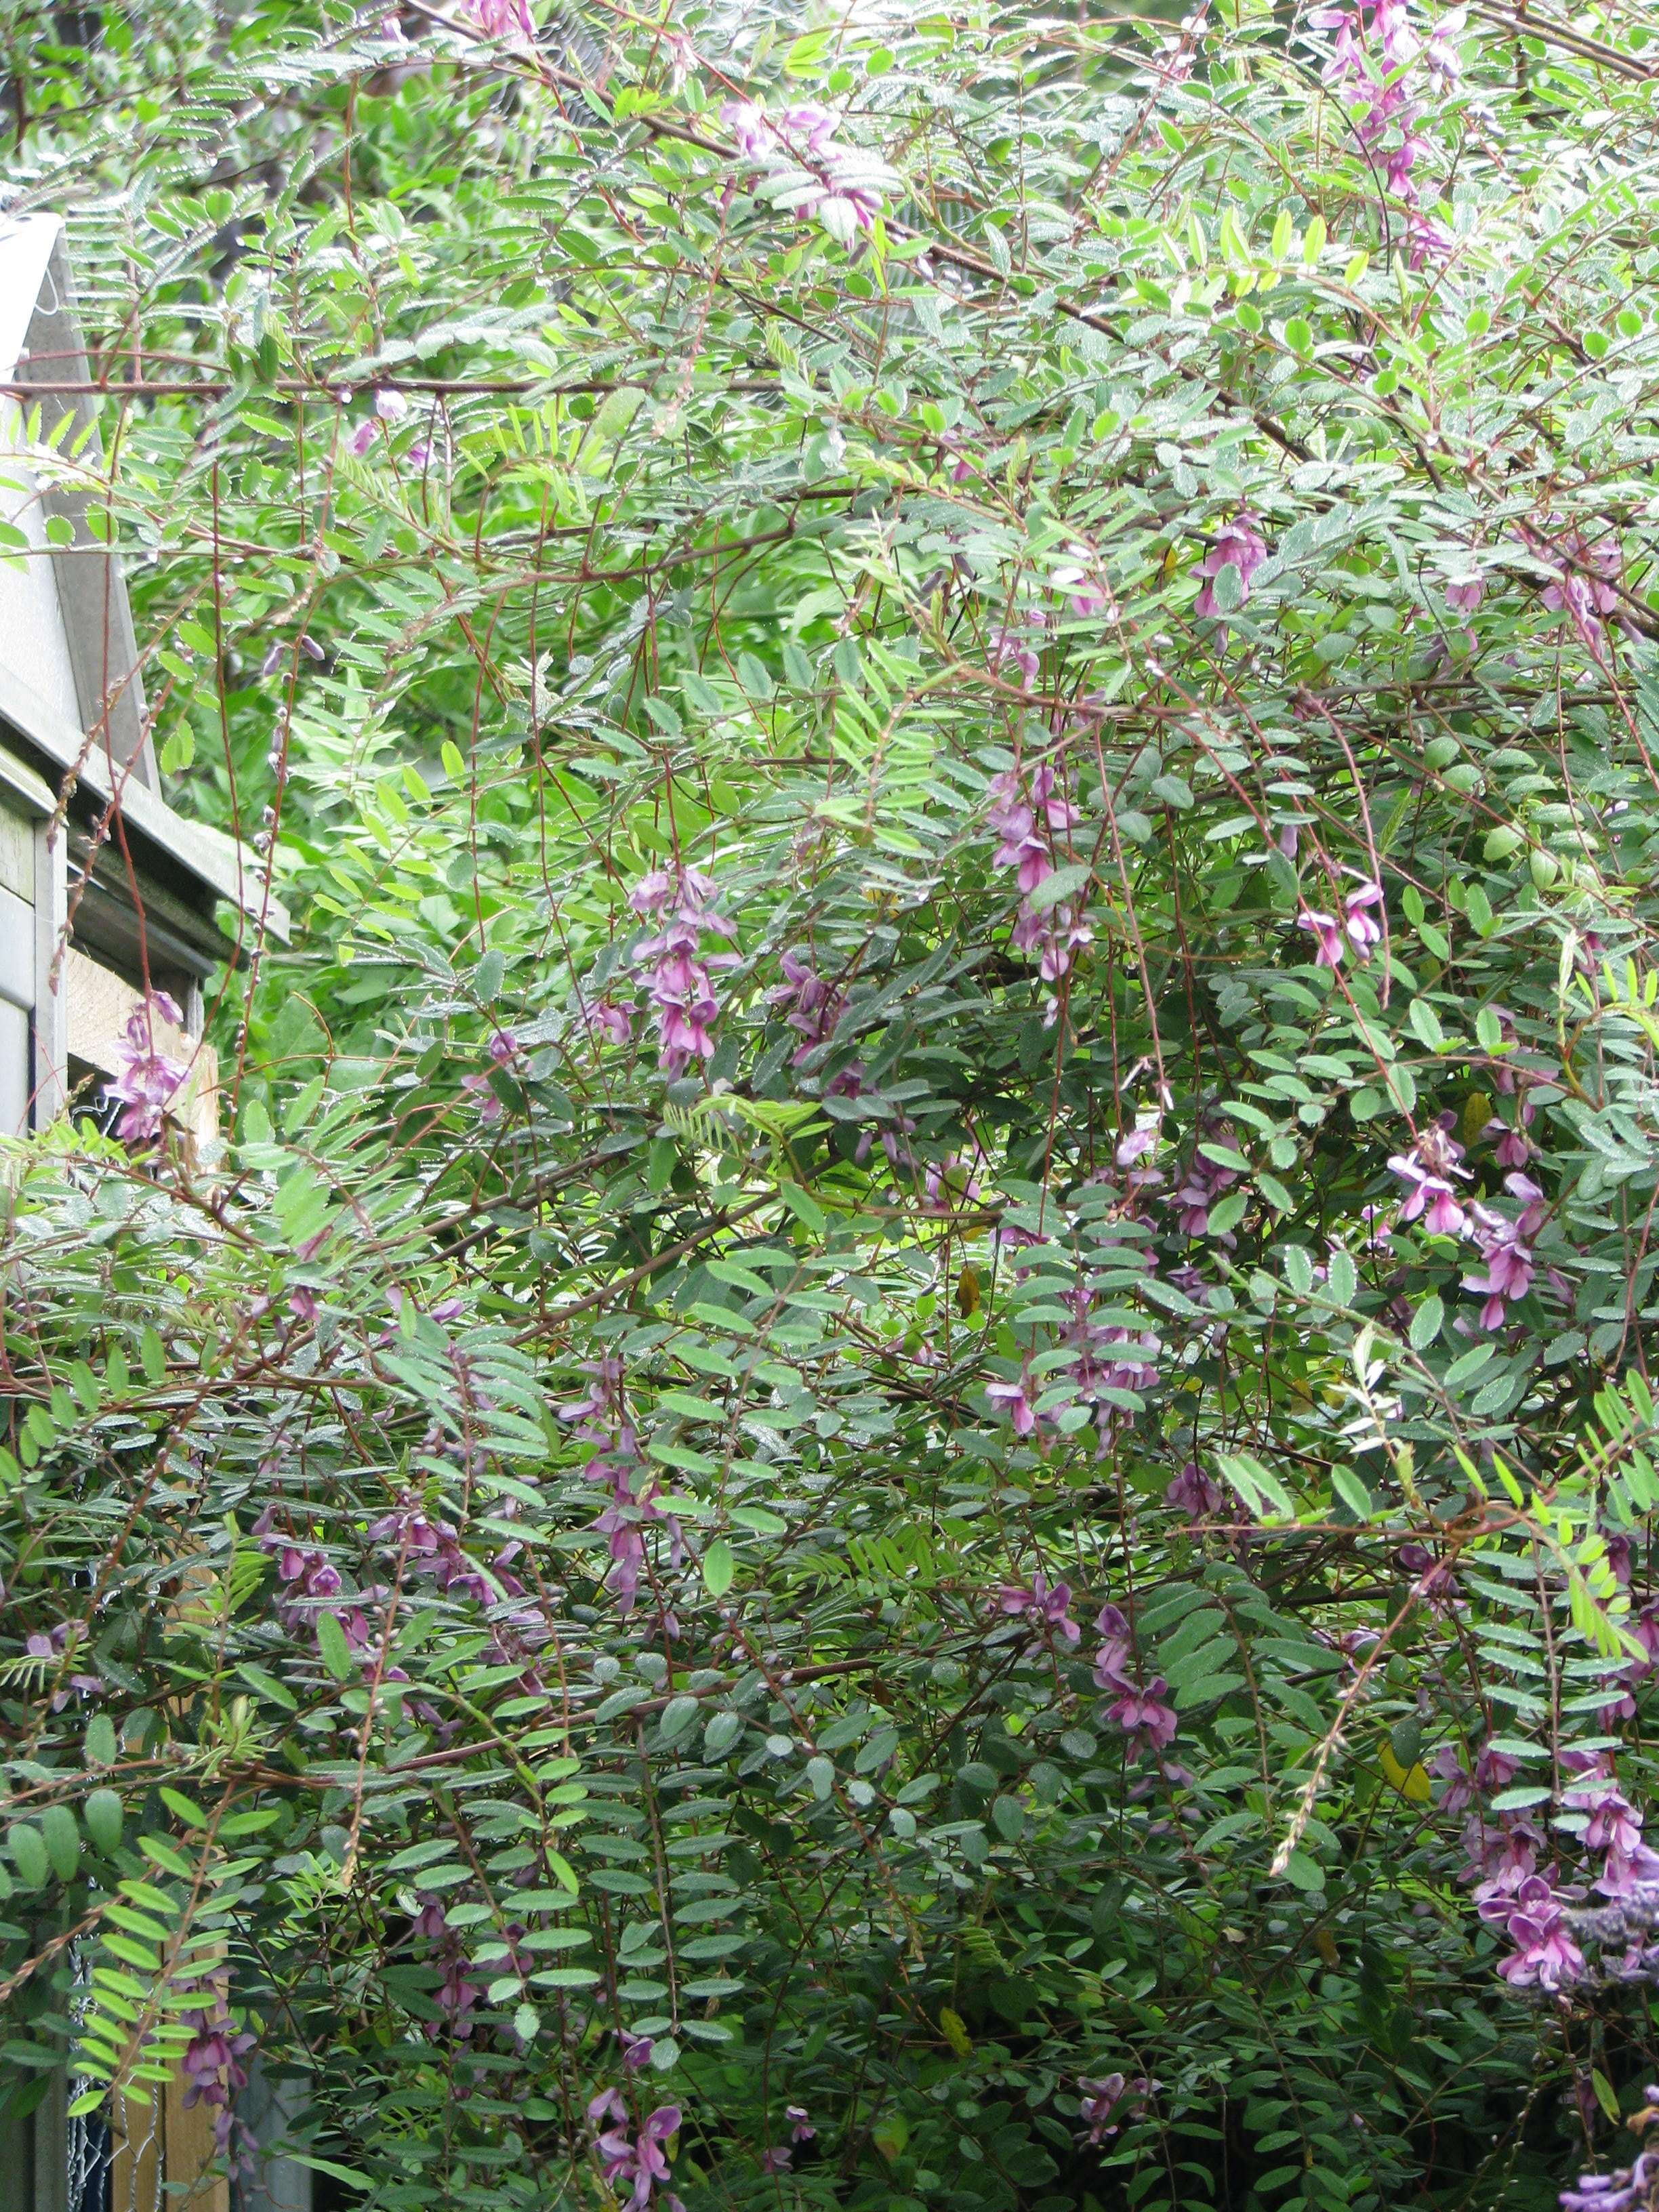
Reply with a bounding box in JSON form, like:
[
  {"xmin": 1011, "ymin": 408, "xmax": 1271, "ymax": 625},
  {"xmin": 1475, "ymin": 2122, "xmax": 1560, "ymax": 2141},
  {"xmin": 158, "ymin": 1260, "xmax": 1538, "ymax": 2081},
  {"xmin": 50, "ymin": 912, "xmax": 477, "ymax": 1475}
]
[
  {"xmin": 720, "ymin": 99, "xmax": 896, "ymax": 244},
  {"xmin": 106, "ymin": 991, "xmax": 187, "ymax": 1141},
  {"xmin": 985, "ymin": 758, "xmax": 1092, "ymax": 995},
  {"xmin": 630, "ymin": 866, "xmax": 736, "ymax": 1078},
  {"xmin": 590, "ymin": 2095, "xmax": 683, "ymax": 2211},
  {"xmin": 1494, "ymin": 1872, "xmax": 1585, "ymax": 1990}
]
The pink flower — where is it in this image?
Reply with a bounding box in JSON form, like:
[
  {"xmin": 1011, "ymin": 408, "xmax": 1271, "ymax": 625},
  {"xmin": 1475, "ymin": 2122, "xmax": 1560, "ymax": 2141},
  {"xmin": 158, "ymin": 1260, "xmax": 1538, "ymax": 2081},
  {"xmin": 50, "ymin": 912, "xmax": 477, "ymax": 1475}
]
[
  {"xmin": 1077, "ymin": 2073, "xmax": 1131, "ymax": 2144},
  {"xmin": 1166, "ymin": 1132, "xmax": 1240, "ymax": 1240},
  {"xmin": 770, "ymin": 949, "xmax": 845, "ymax": 1060},
  {"xmin": 1389, "ymin": 1155, "xmax": 1468, "ymax": 1237},
  {"xmin": 459, "ymin": 1069, "xmax": 505, "ymax": 1125},
  {"xmin": 785, "ymin": 2106, "xmax": 815, "ymax": 2143},
  {"xmin": 1054, "ymin": 556, "xmax": 1111, "ymax": 619},
  {"xmin": 1407, "ymin": 214, "xmax": 1454, "ymax": 270},
  {"xmin": 1166, "ymin": 1460, "xmax": 1223, "ymax": 1519},
  {"xmin": 1345, "ymin": 881, "xmax": 1384, "ymax": 956},
  {"xmin": 434, "ymin": 1953, "xmax": 482, "ymax": 2032},
  {"xmin": 1107, "ymin": 1677, "xmax": 1179, "ymax": 1751},
  {"xmin": 1012, "ymin": 901, "xmax": 1094, "ymax": 981},
  {"xmin": 1426, "ymin": 7, "xmax": 1465, "ymax": 85},
  {"xmin": 998, "ymin": 1574, "xmax": 1080, "ymax": 1643},
  {"xmin": 596, "ymin": 2104, "xmax": 681, "ymax": 2210},
  {"xmin": 1474, "ymin": 1740, "xmax": 1519, "ymax": 1793},
  {"xmin": 1194, "ymin": 513, "xmax": 1267, "ymax": 617},
  {"xmin": 1485, "ymin": 1115, "xmax": 1530, "ymax": 1169},
  {"xmin": 1536, "ymin": 529, "xmax": 1633, "ymax": 640},
  {"xmin": 462, "ymin": 0, "xmax": 536, "ymax": 40},
  {"xmin": 584, "ymin": 998, "xmax": 634, "ymax": 1045},
  {"xmin": 1462, "ymin": 1204, "xmax": 1534, "ymax": 1327},
  {"xmin": 722, "ymin": 100, "xmax": 777, "ymax": 159},
  {"xmin": 630, "ymin": 869, "xmax": 735, "ymax": 1077},
  {"xmin": 1446, "ymin": 575, "xmax": 1485, "ymax": 613},
  {"xmin": 1385, "ymin": 130, "xmax": 1429, "ymax": 191},
  {"xmin": 107, "ymin": 991, "xmax": 186, "ymax": 1141},
  {"xmin": 1094, "ymin": 1603, "xmax": 1135, "ymax": 1690},
  {"xmin": 1569, "ymin": 1780, "xmax": 1643, "ymax": 1858},
  {"xmin": 351, "ymin": 386, "xmax": 409, "ymax": 455},
  {"xmin": 1297, "ymin": 909, "xmax": 1345, "ymax": 968},
  {"xmin": 1496, "ymin": 1873, "xmax": 1584, "ymax": 1990},
  {"xmin": 778, "ymin": 102, "xmax": 839, "ymax": 156},
  {"xmin": 986, "ymin": 1376, "xmax": 1039, "ymax": 1436},
  {"xmin": 1427, "ymin": 1745, "xmax": 1473, "ymax": 1815}
]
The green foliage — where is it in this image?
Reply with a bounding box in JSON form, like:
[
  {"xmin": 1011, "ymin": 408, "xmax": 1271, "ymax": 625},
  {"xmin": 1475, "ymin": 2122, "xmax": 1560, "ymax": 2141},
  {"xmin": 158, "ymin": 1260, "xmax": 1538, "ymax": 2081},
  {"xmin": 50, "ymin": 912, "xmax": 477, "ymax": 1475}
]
[{"xmin": 4, "ymin": 1, "xmax": 1659, "ymax": 2210}]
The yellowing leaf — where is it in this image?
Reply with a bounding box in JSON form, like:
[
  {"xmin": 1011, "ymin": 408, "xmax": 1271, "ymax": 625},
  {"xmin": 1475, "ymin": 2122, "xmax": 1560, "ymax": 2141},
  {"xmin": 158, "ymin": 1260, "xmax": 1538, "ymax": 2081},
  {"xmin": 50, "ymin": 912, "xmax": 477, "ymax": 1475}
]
[{"xmin": 1378, "ymin": 1739, "xmax": 1431, "ymax": 1802}]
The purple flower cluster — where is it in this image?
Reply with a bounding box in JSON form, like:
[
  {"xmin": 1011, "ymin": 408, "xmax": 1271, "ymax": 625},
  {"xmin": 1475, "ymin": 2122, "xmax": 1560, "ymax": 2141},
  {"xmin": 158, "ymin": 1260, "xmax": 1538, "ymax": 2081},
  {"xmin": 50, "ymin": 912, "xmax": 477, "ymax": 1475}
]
[
  {"xmin": 998, "ymin": 1573, "xmax": 1081, "ymax": 1643},
  {"xmin": 590, "ymin": 2091, "xmax": 684, "ymax": 2212},
  {"xmin": 1166, "ymin": 1459, "xmax": 1223, "ymax": 1519},
  {"xmin": 1496, "ymin": 1872, "xmax": 1585, "ymax": 1989},
  {"xmin": 1604, "ymin": 1605, "xmax": 1659, "ymax": 1725},
  {"xmin": 630, "ymin": 867, "xmax": 736, "ymax": 1078},
  {"xmin": 758, "ymin": 2106, "xmax": 816, "ymax": 2172},
  {"xmin": 559, "ymin": 1359, "xmax": 685, "ymax": 1618},
  {"xmin": 1059, "ymin": 1284, "xmax": 1162, "ymax": 1442},
  {"xmin": 1386, "ymin": 1120, "xmax": 1547, "ymax": 1331},
  {"xmin": 1561, "ymin": 2145, "xmax": 1659, "ymax": 2212},
  {"xmin": 1296, "ymin": 880, "xmax": 1383, "ymax": 970},
  {"xmin": 1561, "ymin": 2085, "xmax": 1659, "ymax": 2212},
  {"xmin": 987, "ymin": 1370, "xmax": 1042, "ymax": 1437},
  {"xmin": 1094, "ymin": 1603, "xmax": 1178, "ymax": 1751},
  {"xmin": 1572, "ymin": 1776, "xmax": 1659, "ymax": 1898},
  {"xmin": 106, "ymin": 990, "xmax": 186, "ymax": 1141},
  {"xmin": 1166, "ymin": 1125, "xmax": 1240, "ymax": 1240},
  {"xmin": 1462, "ymin": 1807, "xmax": 1586, "ymax": 1989},
  {"xmin": 1535, "ymin": 526, "xmax": 1636, "ymax": 646},
  {"xmin": 461, "ymin": 0, "xmax": 536, "ymax": 40},
  {"xmin": 410, "ymin": 1894, "xmax": 485, "ymax": 2037},
  {"xmin": 1486, "ymin": 1009, "xmax": 1551, "ymax": 1165},
  {"xmin": 721, "ymin": 100, "xmax": 887, "ymax": 243},
  {"xmin": 350, "ymin": 386, "xmax": 409, "ymax": 455},
  {"xmin": 1461, "ymin": 1176, "xmax": 1542, "ymax": 1330},
  {"xmin": 178, "ymin": 1983, "xmax": 256, "ymax": 2154},
  {"xmin": 461, "ymin": 1029, "xmax": 521, "ymax": 1125},
  {"xmin": 769, "ymin": 948, "xmax": 846, "ymax": 1063},
  {"xmin": 20, "ymin": 1623, "xmax": 101, "ymax": 1708},
  {"xmin": 1312, "ymin": 0, "xmax": 1456, "ymax": 266},
  {"xmin": 1076, "ymin": 2071, "xmax": 1155, "ymax": 2146},
  {"xmin": 251, "ymin": 1514, "xmax": 375, "ymax": 1668},
  {"xmin": 985, "ymin": 758, "xmax": 1093, "ymax": 987},
  {"xmin": 1193, "ymin": 512, "xmax": 1267, "ymax": 617},
  {"xmin": 367, "ymin": 1494, "xmax": 527, "ymax": 1610}
]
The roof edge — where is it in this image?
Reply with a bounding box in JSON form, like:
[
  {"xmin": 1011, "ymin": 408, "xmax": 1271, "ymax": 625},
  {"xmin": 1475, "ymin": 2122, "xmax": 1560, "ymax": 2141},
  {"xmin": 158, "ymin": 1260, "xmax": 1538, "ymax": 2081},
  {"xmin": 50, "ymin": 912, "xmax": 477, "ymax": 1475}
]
[{"xmin": 0, "ymin": 669, "xmax": 291, "ymax": 945}]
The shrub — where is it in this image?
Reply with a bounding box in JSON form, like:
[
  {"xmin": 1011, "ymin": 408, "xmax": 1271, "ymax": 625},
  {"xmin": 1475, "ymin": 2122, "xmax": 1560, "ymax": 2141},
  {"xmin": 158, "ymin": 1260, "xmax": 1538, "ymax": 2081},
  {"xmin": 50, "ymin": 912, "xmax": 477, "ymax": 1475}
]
[{"xmin": 5, "ymin": 2, "xmax": 1659, "ymax": 2208}]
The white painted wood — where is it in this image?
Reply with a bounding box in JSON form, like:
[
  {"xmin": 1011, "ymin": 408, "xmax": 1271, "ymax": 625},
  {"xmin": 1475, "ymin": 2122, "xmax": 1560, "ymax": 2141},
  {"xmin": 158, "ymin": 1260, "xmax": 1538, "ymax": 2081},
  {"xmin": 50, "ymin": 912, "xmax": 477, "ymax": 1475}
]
[
  {"xmin": 32, "ymin": 811, "xmax": 66, "ymax": 1123},
  {"xmin": 0, "ymin": 878, "xmax": 32, "ymax": 1006},
  {"xmin": 0, "ymin": 996, "xmax": 27, "ymax": 1134},
  {"xmin": 0, "ymin": 214, "xmax": 155, "ymax": 786}
]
